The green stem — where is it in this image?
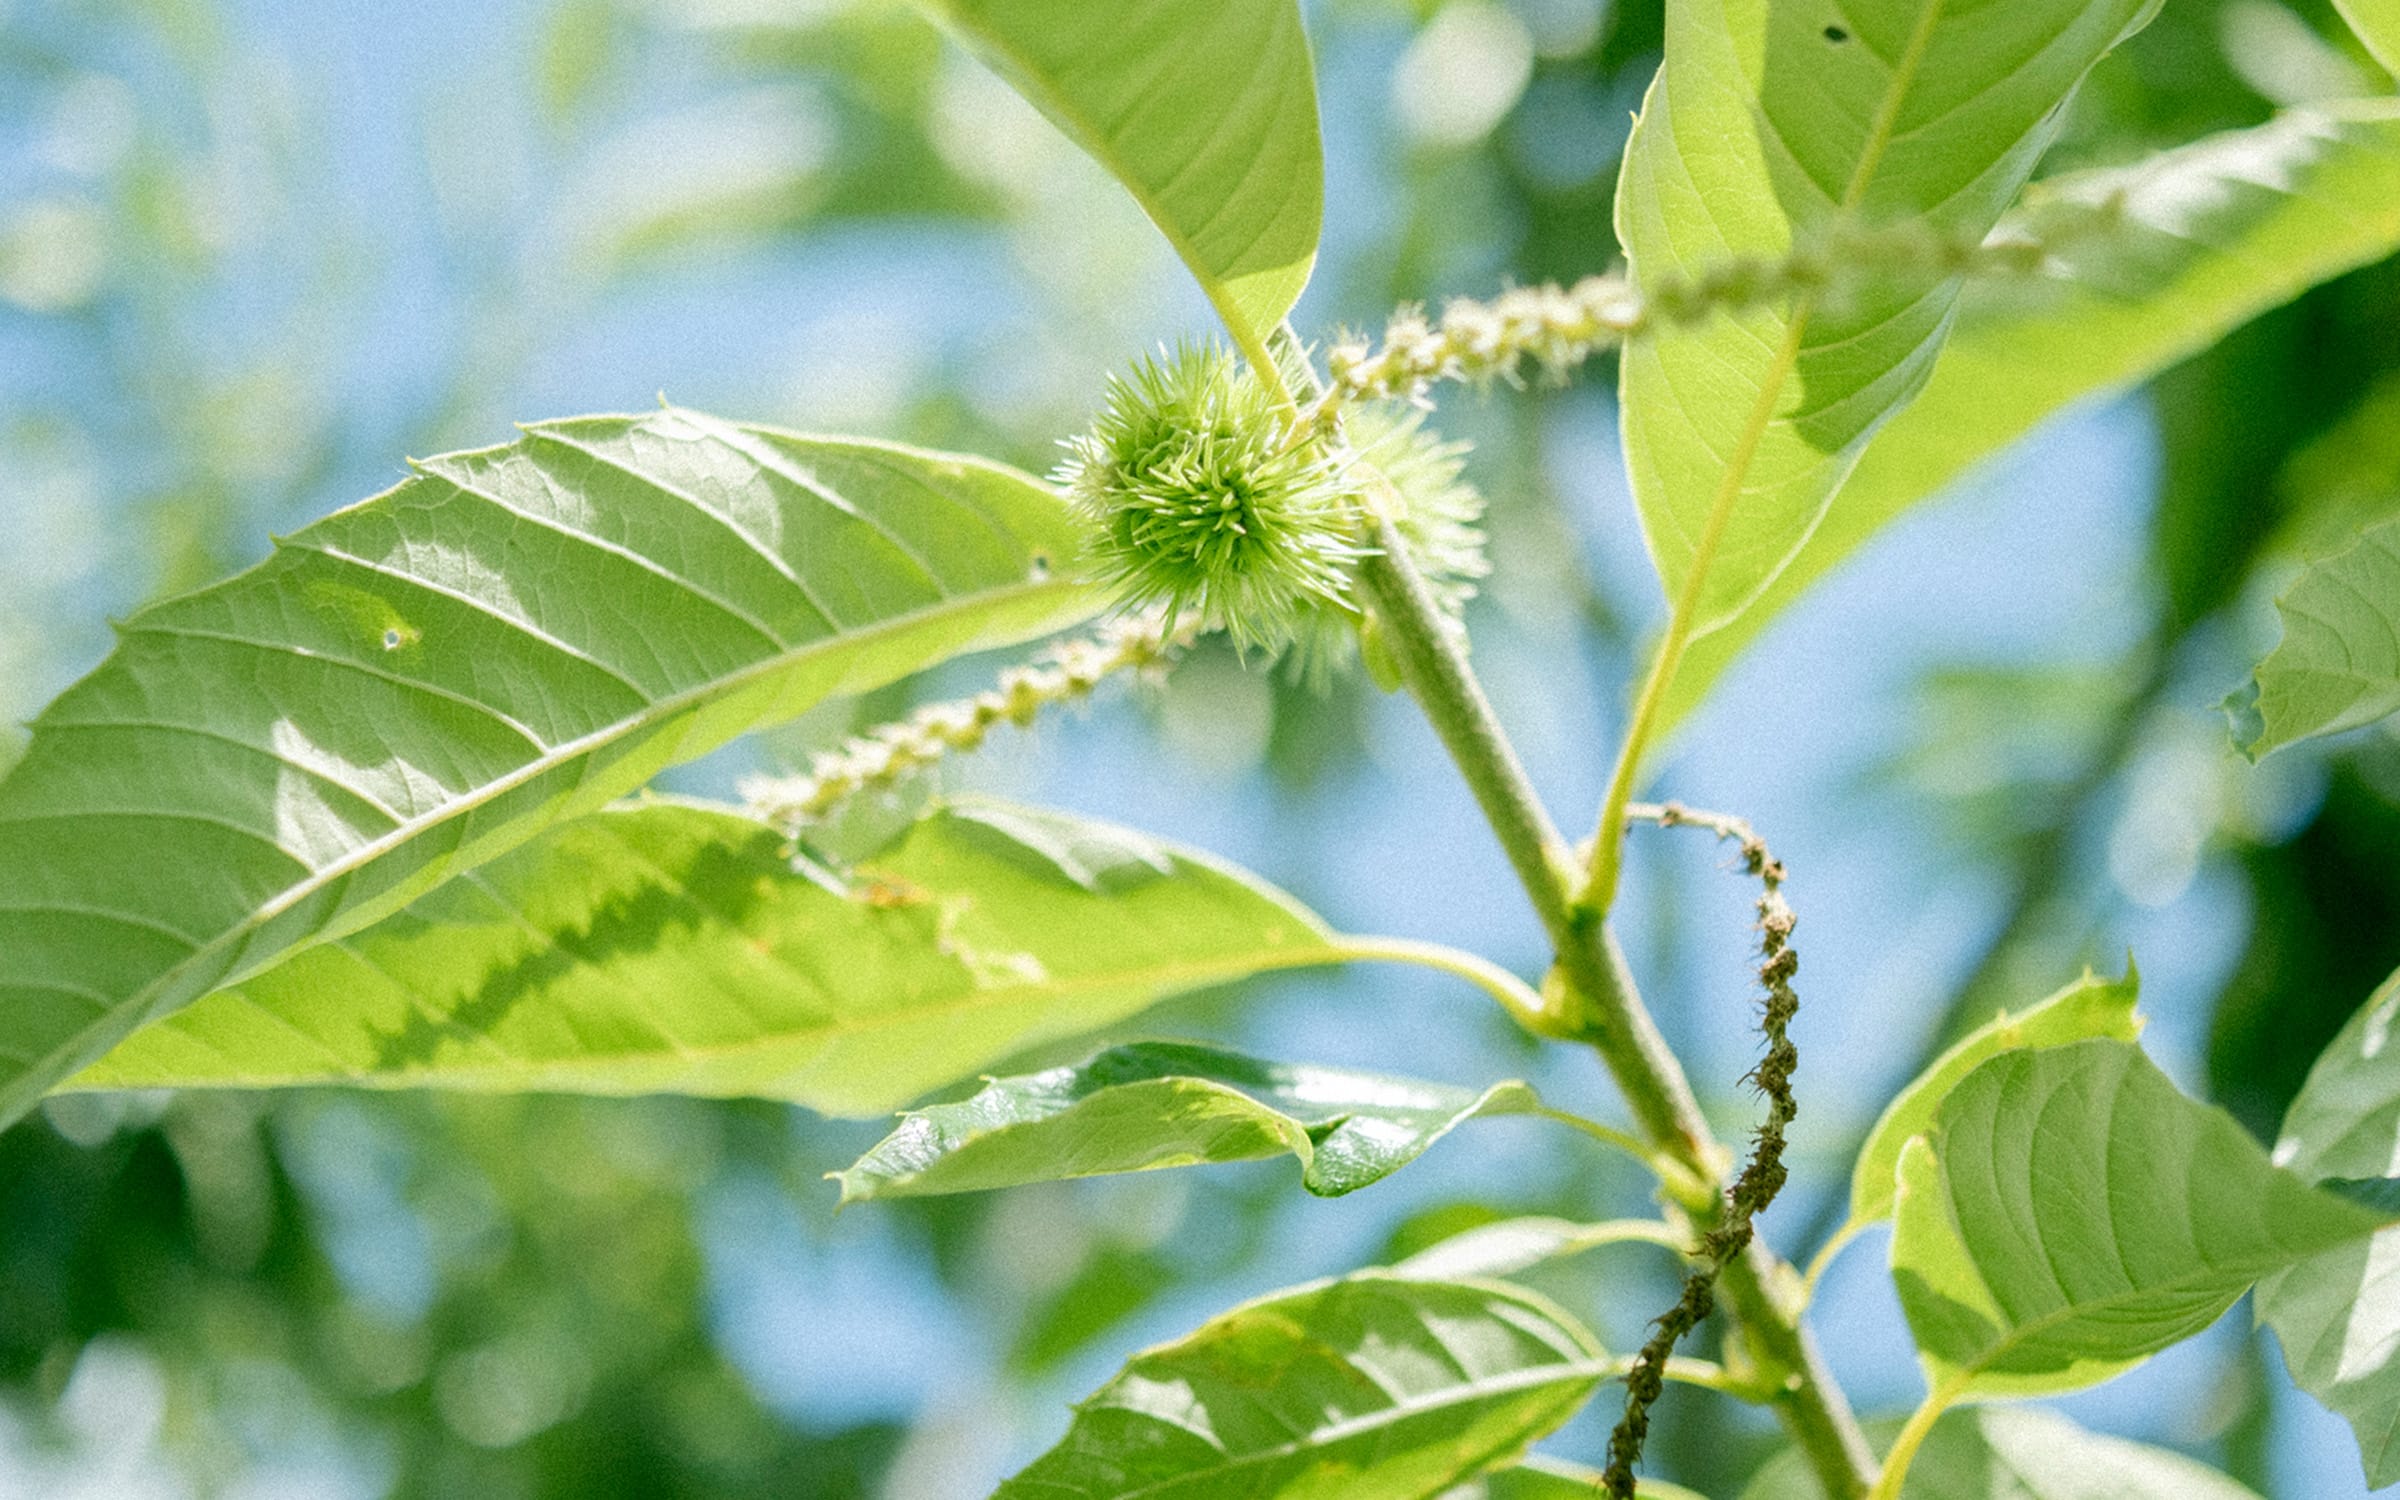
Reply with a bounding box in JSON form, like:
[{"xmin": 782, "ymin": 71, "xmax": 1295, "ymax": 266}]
[
  {"xmin": 1802, "ymin": 1217, "xmax": 1870, "ymax": 1304},
  {"xmin": 1351, "ymin": 499, "xmax": 1877, "ymax": 1498},
  {"xmin": 1330, "ymin": 935, "xmax": 1552, "ymax": 1036},
  {"xmin": 1533, "ymin": 1111, "xmax": 1706, "ymax": 1193},
  {"xmin": 1867, "ymin": 1385, "xmax": 1956, "ymax": 1500}
]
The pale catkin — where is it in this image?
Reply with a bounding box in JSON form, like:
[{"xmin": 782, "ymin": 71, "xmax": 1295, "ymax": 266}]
[
  {"xmin": 742, "ymin": 612, "xmax": 1189, "ymax": 829},
  {"xmin": 1308, "ymin": 210, "xmax": 2098, "ymax": 434}
]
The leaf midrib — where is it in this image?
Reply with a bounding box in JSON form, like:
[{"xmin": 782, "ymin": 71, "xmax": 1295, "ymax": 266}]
[
  {"xmin": 49, "ymin": 569, "xmax": 1096, "ymax": 1084},
  {"xmin": 87, "ymin": 938, "xmax": 1363, "ymax": 1093},
  {"xmin": 1674, "ymin": 0, "xmax": 1949, "ymax": 617}
]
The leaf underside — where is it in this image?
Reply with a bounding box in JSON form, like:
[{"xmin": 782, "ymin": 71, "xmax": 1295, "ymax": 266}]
[
  {"xmin": 1665, "ymin": 102, "xmax": 2400, "ymax": 731},
  {"xmin": 1616, "ymin": 0, "xmax": 2156, "ymax": 637},
  {"xmin": 0, "ymin": 413, "xmax": 1101, "ymax": 1128},
  {"xmin": 73, "ymin": 801, "xmax": 1343, "ymax": 1120},
  {"xmin": 913, "ymin": 0, "xmax": 1322, "ymax": 362},
  {"xmin": 995, "ymin": 1272, "xmax": 1604, "ymax": 1500},
  {"xmin": 1890, "ymin": 1038, "xmax": 2392, "ymax": 1400},
  {"xmin": 2256, "ymin": 967, "xmax": 2400, "ymax": 1487}
]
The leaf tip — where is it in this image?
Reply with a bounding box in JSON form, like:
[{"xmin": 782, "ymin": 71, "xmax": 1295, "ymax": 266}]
[{"xmin": 2222, "ymin": 678, "xmax": 2268, "ymax": 760}]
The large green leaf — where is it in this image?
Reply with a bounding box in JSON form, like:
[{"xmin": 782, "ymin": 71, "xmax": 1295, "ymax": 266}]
[
  {"xmin": 2229, "ymin": 512, "xmax": 2400, "ymax": 758},
  {"xmin": 2256, "ymin": 967, "xmax": 2400, "ymax": 1487},
  {"xmin": 1615, "ymin": 0, "xmax": 2154, "ymax": 637},
  {"xmin": 996, "ymin": 1272, "xmax": 1604, "ymax": 1500},
  {"xmin": 2337, "ymin": 0, "xmax": 2400, "ymax": 75},
  {"xmin": 0, "ymin": 410, "xmax": 1098, "ymax": 1129},
  {"xmin": 836, "ymin": 1041, "xmax": 1536, "ymax": 1201},
  {"xmin": 65, "ymin": 788, "xmax": 1369, "ymax": 1120},
  {"xmin": 1664, "ymin": 102, "xmax": 2400, "ymax": 729},
  {"xmin": 1890, "ymin": 1039, "xmax": 2392, "ymax": 1401},
  {"xmin": 1847, "ymin": 968, "xmax": 2141, "ymax": 1226},
  {"xmin": 1739, "ymin": 1406, "xmax": 2260, "ymax": 1500},
  {"xmin": 913, "ymin": 0, "xmax": 1321, "ymax": 374}
]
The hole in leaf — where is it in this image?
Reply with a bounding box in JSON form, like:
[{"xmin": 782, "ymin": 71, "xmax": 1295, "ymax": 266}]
[
  {"xmin": 1028, "ymin": 549, "xmax": 1053, "ymax": 581},
  {"xmin": 1823, "ymin": 23, "xmax": 1849, "ymax": 41},
  {"xmin": 382, "ymin": 628, "xmax": 405, "ymax": 650}
]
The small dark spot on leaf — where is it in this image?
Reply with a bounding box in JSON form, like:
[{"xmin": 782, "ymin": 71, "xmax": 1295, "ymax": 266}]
[
  {"xmin": 1028, "ymin": 549, "xmax": 1053, "ymax": 581},
  {"xmin": 382, "ymin": 629, "xmax": 404, "ymax": 650},
  {"xmin": 1823, "ymin": 23, "xmax": 1849, "ymax": 41}
]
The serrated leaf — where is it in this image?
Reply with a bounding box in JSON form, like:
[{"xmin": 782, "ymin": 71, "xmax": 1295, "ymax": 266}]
[
  {"xmin": 1890, "ymin": 1038, "xmax": 2392, "ymax": 1400},
  {"xmin": 2337, "ymin": 0, "xmax": 2400, "ymax": 75},
  {"xmin": 2256, "ymin": 967, "xmax": 2400, "ymax": 1487},
  {"xmin": 1664, "ymin": 102, "xmax": 2400, "ymax": 730},
  {"xmin": 913, "ymin": 0, "xmax": 1321, "ymax": 371},
  {"xmin": 1738, "ymin": 1405, "xmax": 2260, "ymax": 1499},
  {"xmin": 836, "ymin": 1041, "xmax": 1537, "ymax": 1201},
  {"xmin": 996, "ymin": 1272, "xmax": 1605, "ymax": 1500},
  {"xmin": 1616, "ymin": 0, "xmax": 2155, "ymax": 637},
  {"xmin": 1394, "ymin": 1217, "xmax": 1688, "ymax": 1282},
  {"xmin": 1848, "ymin": 968, "xmax": 2142, "ymax": 1227},
  {"xmin": 71, "ymin": 800, "xmax": 1346, "ymax": 1119},
  {"xmin": 0, "ymin": 409, "xmax": 1099, "ymax": 1130},
  {"xmin": 2230, "ymin": 512, "xmax": 2400, "ymax": 759}
]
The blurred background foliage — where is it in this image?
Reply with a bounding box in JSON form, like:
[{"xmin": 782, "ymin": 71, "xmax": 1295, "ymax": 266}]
[{"xmin": 1, "ymin": 0, "xmax": 2397, "ymax": 1495}]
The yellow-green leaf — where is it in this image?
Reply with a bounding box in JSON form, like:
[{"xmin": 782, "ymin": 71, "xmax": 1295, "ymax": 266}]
[
  {"xmin": 1616, "ymin": 0, "xmax": 2155, "ymax": 637},
  {"xmin": 1664, "ymin": 102, "xmax": 2400, "ymax": 730},
  {"xmin": 0, "ymin": 415, "xmax": 1098, "ymax": 1128},
  {"xmin": 71, "ymin": 801, "xmax": 1351, "ymax": 1119},
  {"xmin": 2336, "ymin": 0, "xmax": 2400, "ymax": 75},
  {"xmin": 913, "ymin": 0, "xmax": 1322, "ymax": 374}
]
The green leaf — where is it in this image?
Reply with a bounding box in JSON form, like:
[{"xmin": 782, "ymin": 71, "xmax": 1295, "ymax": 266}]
[
  {"xmin": 1890, "ymin": 1038, "xmax": 2393, "ymax": 1401},
  {"xmin": 835, "ymin": 1041, "xmax": 1537, "ymax": 1201},
  {"xmin": 1847, "ymin": 968, "xmax": 2142, "ymax": 1227},
  {"xmin": 1393, "ymin": 1217, "xmax": 1689, "ymax": 1281},
  {"xmin": 68, "ymin": 798, "xmax": 1354, "ymax": 1119},
  {"xmin": 912, "ymin": 0, "xmax": 1321, "ymax": 375},
  {"xmin": 1664, "ymin": 102, "xmax": 2400, "ymax": 730},
  {"xmin": 995, "ymin": 1272, "xmax": 1605, "ymax": 1500},
  {"xmin": 1615, "ymin": 0, "xmax": 2155, "ymax": 637},
  {"xmin": 2336, "ymin": 0, "xmax": 2400, "ymax": 75},
  {"xmin": 1739, "ymin": 1405, "xmax": 2261, "ymax": 1500},
  {"xmin": 2255, "ymin": 967, "xmax": 2400, "ymax": 1487},
  {"xmin": 0, "ymin": 410, "xmax": 1099, "ymax": 1129},
  {"xmin": 1450, "ymin": 1455, "xmax": 1707, "ymax": 1500},
  {"xmin": 2230, "ymin": 512, "xmax": 2400, "ymax": 758}
]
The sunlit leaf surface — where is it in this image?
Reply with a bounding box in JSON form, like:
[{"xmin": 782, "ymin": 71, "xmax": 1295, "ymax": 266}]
[
  {"xmin": 0, "ymin": 414, "xmax": 1097, "ymax": 1126},
  {"xmin": 74, "ymin": 802, "xmax": 1346, "ymax": 1119}
]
